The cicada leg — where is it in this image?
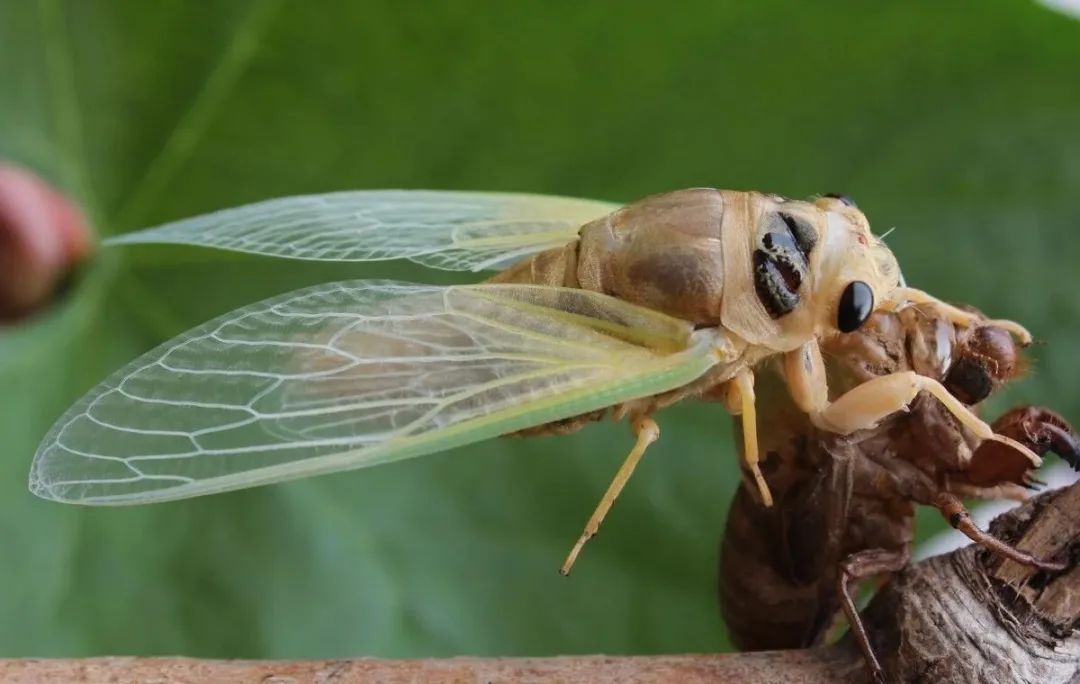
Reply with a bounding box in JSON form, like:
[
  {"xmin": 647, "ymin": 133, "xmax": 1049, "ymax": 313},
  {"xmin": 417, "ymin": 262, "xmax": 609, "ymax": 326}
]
[
  {"xmin": 782, "ymin": 340, "xmax": 1042, "ymax": 468},
  {"xmin": 887, "ymin": 286, "xmax": 1032, "ymax": 345},
  {"xmin": 933, "ymin": 492, "xmax": 1065, "ymax": 571},
  {"xmin": 727, "ymin": 369, "xmax": 773, "ymax": 507},
  {"xmin": 836, "ymin": 548, "xmax": 910, "ymax": 684},
  {"xmin": 560, "ymin": 415, "xmax": 660, "ymax": 576},
  {"xmin": 811, "ymin": 371, "xmax": 1041, "ymax": 468},
  {"xmin": 781, "ymin": 339, "xmax": 1041, "ymax": 466}
]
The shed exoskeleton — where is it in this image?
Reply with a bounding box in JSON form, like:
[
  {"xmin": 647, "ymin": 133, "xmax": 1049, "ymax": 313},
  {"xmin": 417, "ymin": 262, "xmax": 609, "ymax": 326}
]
[
  {"xmin": 30, "ymin": 188, "xmax": 1039, "ymax": 574},
  {"xmin": 718, "ymin": 303, "xmax": 1079, "ymax": 682}
]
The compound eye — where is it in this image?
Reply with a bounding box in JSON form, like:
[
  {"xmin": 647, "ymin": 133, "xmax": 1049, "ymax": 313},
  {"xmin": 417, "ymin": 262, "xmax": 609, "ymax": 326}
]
[
  {"xmin": 824, "ymin": 192, "xmax": 857, "ymax": 208},
  {"xmin": 837, "ymin": 281, "xmax": 874, "ymax": 332}
]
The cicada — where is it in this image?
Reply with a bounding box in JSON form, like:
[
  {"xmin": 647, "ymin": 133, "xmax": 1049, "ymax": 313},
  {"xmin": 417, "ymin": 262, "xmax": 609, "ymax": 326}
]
[
  {"xmin": 719, "ymin": 302, "xmax": 1078, "ymax": 681},
  {"xmin": 30, "ymin": 188, "xmax": 1039, "ymax": 573}
]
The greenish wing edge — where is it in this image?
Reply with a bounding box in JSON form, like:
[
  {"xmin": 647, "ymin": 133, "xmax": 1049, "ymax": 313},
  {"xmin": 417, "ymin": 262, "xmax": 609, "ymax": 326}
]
[{"xmin": 65, "ymin": 343, "xmax": 719, "ymax": 505}]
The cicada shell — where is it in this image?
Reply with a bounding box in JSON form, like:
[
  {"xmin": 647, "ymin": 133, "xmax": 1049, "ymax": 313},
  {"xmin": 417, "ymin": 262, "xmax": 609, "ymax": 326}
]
[{"xmin": 718, "ymin": 303, "xmax": 1078, "ymax": 678}]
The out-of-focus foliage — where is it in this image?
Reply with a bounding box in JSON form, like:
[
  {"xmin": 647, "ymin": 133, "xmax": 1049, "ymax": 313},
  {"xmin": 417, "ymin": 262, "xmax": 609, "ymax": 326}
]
[{"xmin": 2, "ymin": 0, "xmax": 1079, "ymax": 658}]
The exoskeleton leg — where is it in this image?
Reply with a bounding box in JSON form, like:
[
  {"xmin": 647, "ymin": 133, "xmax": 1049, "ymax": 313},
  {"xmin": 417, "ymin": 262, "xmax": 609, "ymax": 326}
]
[
  {"xmin": 836, "ymin": 548, "xmax": 910, "ymax": 684},
  {"xmin": 560, "ymin": 415, "xmax": 659, "ymax": 575},
  {"xmin": 782, "ymin": 340, "xmax": 1041, "ymax": 467},
  {"xmin": 726, "ymin": 369, "xmax": 774, "ymax": 507},
  {"xmin": 886, "ymin": 287, "xmax": 1032, "ymax": 345},
  {"xmin": 933, "ymin": 492, "xmax": 1065, "ymax": 571}
]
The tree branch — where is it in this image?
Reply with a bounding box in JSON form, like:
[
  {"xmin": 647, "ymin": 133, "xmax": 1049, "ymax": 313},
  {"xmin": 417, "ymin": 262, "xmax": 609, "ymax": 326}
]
[
  {"xmin": 0, "ymin": 650, "xmax": 864, "ymax": 684},
  {"xmin": 4, "ymin": 483, "xmax": 1080, "ymax": 684},
  {"xmin": 861, "ymin": 480, "xmax": 1080, "ymax": 682}
]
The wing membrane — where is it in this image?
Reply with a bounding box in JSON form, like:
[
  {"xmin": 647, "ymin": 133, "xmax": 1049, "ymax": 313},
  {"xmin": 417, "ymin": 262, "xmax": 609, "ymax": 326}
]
[
  {"xmin": 31, "ymin": 282, "xmax": 719, "ymax": 505},
  {"xmin": 106, "ymin": 190, "xmax": 619, "ymax": 271}
]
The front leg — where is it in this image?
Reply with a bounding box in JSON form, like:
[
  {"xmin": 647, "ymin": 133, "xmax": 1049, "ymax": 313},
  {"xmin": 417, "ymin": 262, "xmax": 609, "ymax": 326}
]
[
  {"xmin": 933, "ymin": 492, "xmax": 1065, "ymax": 571},
  {"xmin": 782, "ymin": 341, "xmax": 1041, "ymax": 467},
  {"xmin": 885, "ymin": 286, "xmax": 1032, "ymax": 345}
]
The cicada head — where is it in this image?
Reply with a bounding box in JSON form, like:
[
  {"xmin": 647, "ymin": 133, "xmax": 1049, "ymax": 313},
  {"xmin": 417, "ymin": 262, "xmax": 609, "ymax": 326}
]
[
  {"xmin": 717, "ymin": 191, "xmax": 901, "ymax": 352},
  {"xmin": 810, "ymin": 194, "xmax": 903, "ymax": 337}
]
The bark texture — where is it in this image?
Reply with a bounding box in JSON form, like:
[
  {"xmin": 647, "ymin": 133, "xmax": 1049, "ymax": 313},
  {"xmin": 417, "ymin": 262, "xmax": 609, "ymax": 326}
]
[
  {"xmin": 0, "ymin": 651, "xmax": 864, "ymax": 684},
  {"xmin": 862, "ymin": 481, "xmax": 1080, "ymax": 683}
]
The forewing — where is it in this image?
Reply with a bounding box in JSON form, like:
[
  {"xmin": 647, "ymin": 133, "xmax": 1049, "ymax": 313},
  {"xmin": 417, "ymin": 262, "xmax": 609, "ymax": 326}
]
[
  {"xmin": 106, "ymin": 190, "xmax": 620, "ymax": 271},
  {"xmin": 31, "ymin": 282, "xmax": 718, "ymax": 504}
]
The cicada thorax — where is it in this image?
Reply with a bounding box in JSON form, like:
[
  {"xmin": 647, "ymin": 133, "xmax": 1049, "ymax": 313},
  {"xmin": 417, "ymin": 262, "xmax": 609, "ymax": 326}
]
[
  {"xmin": 487, "ymin": 188, "xmax": 727, "ymax": 323},
  {"xmin": 575, "ymin": 188, "xmax": 727, "ymax": 324},
  {"xmin": 488, "ymin": 189, "xmax": 829, "ymax": 350}
]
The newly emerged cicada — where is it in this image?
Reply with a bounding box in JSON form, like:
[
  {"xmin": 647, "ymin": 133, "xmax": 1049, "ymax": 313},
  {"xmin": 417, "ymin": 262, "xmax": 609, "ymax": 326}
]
[
  {"xmin": 30, "ymin": 188, "xmax": 1039, "ymax": 573},
  {"xmin": 719, "ymin": 303, "xmax": 1079, "ymax": 681}
]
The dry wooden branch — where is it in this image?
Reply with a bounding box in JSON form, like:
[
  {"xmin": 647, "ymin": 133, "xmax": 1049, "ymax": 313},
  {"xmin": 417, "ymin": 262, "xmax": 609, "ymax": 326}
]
[
  {"xmin": 858, "ymin": 480, "xmax": 1080, "ymax": 682},
  {"xmin": 4, "ymin": 483, "xmax": 1080, "ymax": 684},
  {"xmin": 0, "ymin": 650, "xmax": 864, "ymax": 684}
]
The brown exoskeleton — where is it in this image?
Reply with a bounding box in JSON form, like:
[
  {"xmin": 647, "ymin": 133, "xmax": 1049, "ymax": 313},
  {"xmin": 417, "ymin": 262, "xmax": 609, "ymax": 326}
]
[
  {"xmin": 33, "ymin": 188, "xmax": 1041, "ymax": 576},
  {"xmin": 718, "ymin": 303, "xmax": 1079, "ymax": 681}
]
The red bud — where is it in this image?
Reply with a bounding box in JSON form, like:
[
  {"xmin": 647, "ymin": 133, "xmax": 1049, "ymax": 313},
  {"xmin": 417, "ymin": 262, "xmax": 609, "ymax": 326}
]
[{"xmin": 0, "ymin": 164, "xmax": 92, "ymax": 322}]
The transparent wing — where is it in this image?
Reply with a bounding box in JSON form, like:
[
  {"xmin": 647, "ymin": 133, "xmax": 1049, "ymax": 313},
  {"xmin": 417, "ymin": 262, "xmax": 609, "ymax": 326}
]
[
  {"xmin": 106, "ymin": 190, "xmax": 620, "ymax": 271},
  {"xmin": 31, "ymin": 281, "xmax": 720, "ymax": 505}
]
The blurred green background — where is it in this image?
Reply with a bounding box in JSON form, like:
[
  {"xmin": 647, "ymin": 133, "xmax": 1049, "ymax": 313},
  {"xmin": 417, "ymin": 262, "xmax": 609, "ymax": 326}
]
[{"xmin": 2, "ymin": 0, "xmax": 1079, "ymax": 659}]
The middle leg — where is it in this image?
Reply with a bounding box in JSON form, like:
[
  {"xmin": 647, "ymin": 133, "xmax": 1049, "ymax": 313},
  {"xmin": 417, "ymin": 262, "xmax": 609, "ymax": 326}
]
[{"xmin": 727, "ymin": 369, "xmax": 774, "ymax": 507}]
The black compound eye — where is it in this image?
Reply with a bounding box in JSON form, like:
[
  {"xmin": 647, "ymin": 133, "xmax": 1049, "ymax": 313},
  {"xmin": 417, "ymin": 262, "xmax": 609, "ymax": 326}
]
[
  {"xmin": 837, "ymin": 281, "xmax": 874, "ymax": 332},
  {"xmin": 824, "ymin": 192, "xmax": 857, "ymax": 208}
]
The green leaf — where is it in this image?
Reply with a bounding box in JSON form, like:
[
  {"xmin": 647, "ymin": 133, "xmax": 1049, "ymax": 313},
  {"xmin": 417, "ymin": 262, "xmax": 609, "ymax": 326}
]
[{"xmin": 2, "ymin": 0, "xmax": 1080, "ymax": 658}]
